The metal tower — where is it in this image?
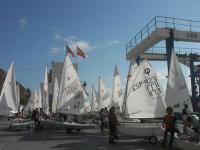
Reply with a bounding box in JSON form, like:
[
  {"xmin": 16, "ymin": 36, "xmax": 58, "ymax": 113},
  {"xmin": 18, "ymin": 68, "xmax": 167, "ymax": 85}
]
[{"xmin": 126, "ymin": 16, "xmax": 200, "ymax": 111}]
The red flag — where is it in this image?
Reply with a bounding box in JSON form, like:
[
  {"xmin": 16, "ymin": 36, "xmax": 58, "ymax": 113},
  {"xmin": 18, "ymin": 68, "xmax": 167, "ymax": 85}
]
[
  {"xmin": 66, "ymin": 45, "xmax": 75, "ymax": 57},
  {"xmin": 76, "ymin": 46, "xmax": 87, "ymax": 59}
]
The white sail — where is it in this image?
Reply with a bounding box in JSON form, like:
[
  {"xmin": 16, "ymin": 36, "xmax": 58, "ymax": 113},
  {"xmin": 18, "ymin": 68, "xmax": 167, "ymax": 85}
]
[
  {"xmin": 38, "ymin": 87, "xmax": 42, "ymax": 108},
  {"xmin": 91, "ymin": 84, "xmax": 98, "ymax": 112},
  {"xmin": 98, "ymin": 76, "xmax": 111, "ymax": 110},
  {"xmin": 165, "ymin": 51, "xmax": 193, "ymax": 113},
  {"xmin": 111, "ymin": 65, "xmax": 123, "ymax": 112},
  {"xmin": 122, "ymin": 60, "xmax": 138, "ymax": 116},
  {"xmin": 25, "ymin": 91, "xmax": 34, "ymax": 112},
  {"xmin": 125, "ymin": 60, "xmax": 166, "ymax": 118},
  {"xmin": 83, "ymin": 96, "xmax": 91, "ymax": 113},
  {"xmin": 43, "ymin": 66, "xmax": 49, "ymax": 115},
  {"xmin": 34, "ymin": 89, "xmax": 39, "ymax": 109},
  {"xmin": 56, "ymin": 56, "xmax": 87, "ymax": 114},
  {"xmin": 52, "ymin": 78, "xmax": 59, "ymax": 114},
  {"xmin": 0, "ymin": 62, "xmax": 18, "ymax": 115}
]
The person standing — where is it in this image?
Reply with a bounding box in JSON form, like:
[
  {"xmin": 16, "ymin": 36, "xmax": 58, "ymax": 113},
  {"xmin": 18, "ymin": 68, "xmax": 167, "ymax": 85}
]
[
  {"xmin": 104, "ymin": 107, "xmax": 109, "ymax": 128},
  {"xmin": 35, "ymin": 108, "xmax": 40, "ymax": 131},
  {"xmin": 108, "ymin": 107, "xmax": 118, "ymax": 144},
  {"xmin": 162, "ymin": 106, "xmax": 176, "ymax": 148},
  {"xmin": 99, "ymin": 108, "xmax": 105, "ymax": 132}
]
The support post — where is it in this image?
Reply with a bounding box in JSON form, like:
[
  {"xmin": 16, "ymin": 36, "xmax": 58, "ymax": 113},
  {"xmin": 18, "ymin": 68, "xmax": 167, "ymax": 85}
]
[
  {"xmin": 190, "ymin": 60, "xmax": 196, "ymax": 108},
  {"xmin": 165, "ymin": 29, "xmax": 174, "ymax": 72},
  {"xmin": 136, "ymin": 56, "xmax": 140, "ymax": 65}
]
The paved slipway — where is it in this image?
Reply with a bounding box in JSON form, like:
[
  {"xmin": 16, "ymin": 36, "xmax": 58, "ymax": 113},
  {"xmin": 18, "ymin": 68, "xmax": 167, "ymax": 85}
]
[{"xmin": 0, "ymin": 119, "xmax": 180, "ymax": 150}]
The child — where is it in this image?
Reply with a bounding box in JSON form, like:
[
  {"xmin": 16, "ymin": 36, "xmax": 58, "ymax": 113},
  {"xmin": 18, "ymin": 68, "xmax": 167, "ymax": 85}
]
[{"xmin": 162, "ymin": 106, "xmax": 176, "ymax": 148}]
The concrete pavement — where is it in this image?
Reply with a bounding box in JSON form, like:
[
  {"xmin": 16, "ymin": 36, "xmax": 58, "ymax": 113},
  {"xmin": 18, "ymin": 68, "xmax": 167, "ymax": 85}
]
[{"xmin": 0, "ymin": 120, "xmax": 179, "ymax": 150}]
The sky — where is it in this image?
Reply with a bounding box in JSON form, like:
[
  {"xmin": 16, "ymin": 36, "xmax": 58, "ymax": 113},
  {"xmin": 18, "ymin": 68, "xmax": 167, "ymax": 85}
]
[{"xmin": 1, "ymin": 0, "xmax": 200, "ymax": 92}]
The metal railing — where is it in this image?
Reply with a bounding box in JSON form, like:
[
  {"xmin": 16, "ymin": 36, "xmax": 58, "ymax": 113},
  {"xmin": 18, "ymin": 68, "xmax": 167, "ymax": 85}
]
[
  {"xmin": 146, "ymin": 46, "xmax": 200, "ymax": 56},
  {"xmin": 126, "ymin": 16, "xmax": 200, "ymax": 55}
]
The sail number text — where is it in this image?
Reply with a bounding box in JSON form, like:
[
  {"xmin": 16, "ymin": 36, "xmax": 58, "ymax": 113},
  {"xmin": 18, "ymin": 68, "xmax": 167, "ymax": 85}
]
[
  {"xmin": 132, "ymin": 75, "xmax": 161, "ymax": 97},
  {"xmin": 65, "ymin": 79, "xmax": 81, "ymax": 95}
]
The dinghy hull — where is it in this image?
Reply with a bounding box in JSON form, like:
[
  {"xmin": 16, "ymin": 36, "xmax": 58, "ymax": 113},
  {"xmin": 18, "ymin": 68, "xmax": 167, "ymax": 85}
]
[
  {"xmin": 118, "ymin": 122, "xmax": 163, "ymax": 143},
  {"xmin": 9, "ymin": 122, "xmax": 30, "ymax": 130},
  {"xmin": 40, "ymin": 119, "xmax": 96, "ymax": 132}
]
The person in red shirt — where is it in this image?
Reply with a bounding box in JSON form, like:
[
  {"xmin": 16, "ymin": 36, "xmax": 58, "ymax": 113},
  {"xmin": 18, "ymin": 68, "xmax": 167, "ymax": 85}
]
[{"xmin": 162, "ymin": 106, "xmax": 176, "ymax": 148}]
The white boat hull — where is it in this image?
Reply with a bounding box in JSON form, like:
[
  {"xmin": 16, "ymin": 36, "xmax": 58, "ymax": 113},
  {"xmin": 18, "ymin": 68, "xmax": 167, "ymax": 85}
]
[
  {"xmin": 9, "ymin": 122, "xmax": 30, "ymax": 130},
  {"xmin": 118, "ymin": 122, "xmax": 163, "ymax": 137},
  {"xmin": 40, "ymin": 119, "xmax": 96, "ymax": 130}
]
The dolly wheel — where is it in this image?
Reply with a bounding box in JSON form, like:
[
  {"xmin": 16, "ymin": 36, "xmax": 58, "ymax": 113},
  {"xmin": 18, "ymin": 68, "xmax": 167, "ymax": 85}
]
[
  {"xmin": 66, "ymin": 128, "xmax": 72, "ymax": 134},
  {"xmin": 149, "ymin": 136, "xmax": 157, "ymax": 144}
]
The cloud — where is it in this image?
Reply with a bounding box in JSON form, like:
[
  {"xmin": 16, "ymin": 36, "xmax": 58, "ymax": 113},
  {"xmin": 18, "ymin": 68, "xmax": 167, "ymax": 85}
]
[
  {"xmin": 54, "ymin": 33, "xmax": 62, "ymax": 40},
  {"xmin": 49, "ymin": 47, "xmax": 64, "ymax": 54},
  {"xmin": 50, "ymin": 29, "xmax": 120, "ymax": 54},
  {"xmin": 53, "ymin": 30, "xmax": 63, "ymax": 40},
  {"xmin": 107, "ymin": 40, "xmax": 120, "ymax": 46},
  {"xmin": 64, "ymin": 36, "xmax": 94, "ymax": 51},
  {"xmin": 93, "ymin": 40, "xmax": 121, "ymax": 49},
  {"xmin": 18, "ymin": 18, "xmax": 28, "ymax": 27}
]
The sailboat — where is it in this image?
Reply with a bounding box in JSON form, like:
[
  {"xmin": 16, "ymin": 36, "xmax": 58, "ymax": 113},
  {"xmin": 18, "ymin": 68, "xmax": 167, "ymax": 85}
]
[
  {"xmin": 37, "ymin": 87, "xmax": 42, "ymax": 109},
  {"xmin": 56, "ymin": 56, "xmax": 88, "ymax": 114},
  {"xmin": 25, "ymin": 89, "xmax": 41, "ymax": 114},
  {"xmin": 97, "ymin": 76, "xmax": 111, "ymax": 111},
  {"xmin": 164, "ymin": 51, "xmax": 200, "ymax": 150},
  {"xmin": 51, "ymin": 78, "xmax": 59, "ymax": 114},
  {"xmin": 165, "ymin": 51, "xmax": 193, "ymax": 113},
  {"xmin": 118, "ymin": 60, "xmax": 166, "ymax": 144},
  {"xmin": 111, "ymin": 65, "xmax": 123, "ymax": 113},
  {"xmin": 43, "ymin": 65, "xmax": 50, "ymax": 116},
  {"xmin": 25, "ymin": 91, "xmax": 35, "ymax": 113},
  {"xmin": 40, "ymin": 55, "xmax": 95, "ymax": 133},
  {"xmin": 0, "ymin": 62, "xmax": 30, "ymax": 130},
  {"xmin": 33, "ymin": 89, "xmax": 39, "ymax": 109},
  {"xmin": 13, "ymin": 83, "xmax": 22, "ymax": 120},
  {"xmin": 91, "ymin": 84, "xmax": 98, "ymax": 112},
  {"xmin": 121, "ymin": 60, "xmax": 138, "ymax": 115},
  {"xmin": 0, "ymin": 62, "xmax": 18, "ymax": 116}
]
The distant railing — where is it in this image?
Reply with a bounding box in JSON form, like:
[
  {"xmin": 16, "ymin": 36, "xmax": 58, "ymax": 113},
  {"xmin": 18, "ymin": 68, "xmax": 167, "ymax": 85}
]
[
  {"xmin": 146, "ymin": 46, "xmax": 200, "ymax": 56},
  {"xmin": 126, "ymin": 16, "xmax": 200, "ymax": 55}
]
